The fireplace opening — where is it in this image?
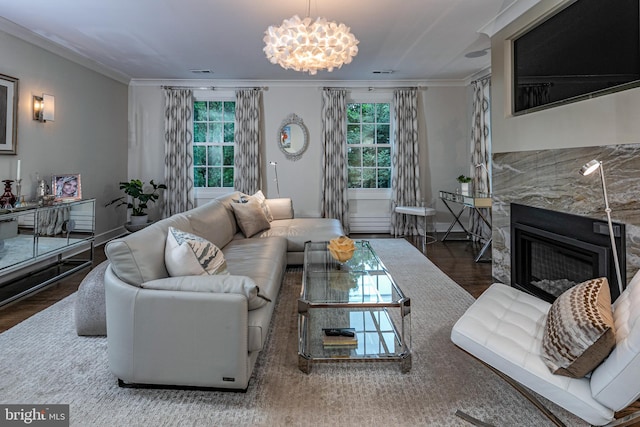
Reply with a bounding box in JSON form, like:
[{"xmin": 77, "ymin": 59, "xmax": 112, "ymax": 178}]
[{"xmin": 511, "ymin": 203, "xmax": 625, "ymax": 303}]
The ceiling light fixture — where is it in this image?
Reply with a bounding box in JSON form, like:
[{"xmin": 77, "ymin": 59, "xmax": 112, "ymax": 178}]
[{"xmin": 263, "ymin": 1, "xmax": 359, "ymax": 75}]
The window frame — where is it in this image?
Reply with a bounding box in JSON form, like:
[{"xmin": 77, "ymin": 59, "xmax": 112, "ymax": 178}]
[
  {"xmin": 346, "ymin": 93, "xmax": 394, "ymax": 198},
  {"xmin": 192, "ymin": 90, "xmax": 236, "ymax": 200}
]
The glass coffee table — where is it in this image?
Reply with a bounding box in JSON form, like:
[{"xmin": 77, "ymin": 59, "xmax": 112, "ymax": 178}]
[{"xmin": 298, "ymin": 240, "xmax": 411, "ymax": 373}]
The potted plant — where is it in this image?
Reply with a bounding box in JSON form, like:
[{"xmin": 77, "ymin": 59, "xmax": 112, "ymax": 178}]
[
  {"xmin": 457, "ymin": 175, "xmax": 472, "ymax": 194},
  {"xmin": 106, "ymin": 179, "xmax": 167, "ymax": 226}
]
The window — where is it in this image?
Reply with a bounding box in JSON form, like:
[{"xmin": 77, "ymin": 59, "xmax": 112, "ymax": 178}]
[
  {"xmin": 193, "ymin": 100, "xmax": 236, "ymax": 188},
  {"xmin": 346, "ymin": 102, "xmax": 391, "ymax": 188}
]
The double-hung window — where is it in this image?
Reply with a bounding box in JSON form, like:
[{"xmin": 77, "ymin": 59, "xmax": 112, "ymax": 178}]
[
  {"xmin": 346, "ymin": 102, "xmax": 392, "ymax": 189},
  {"xmin": 193, "ymin": 100, "xmax": 236, "ymax": 189}
]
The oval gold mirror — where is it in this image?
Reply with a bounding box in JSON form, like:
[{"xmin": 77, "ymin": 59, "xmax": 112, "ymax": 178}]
[{"xmin": 278, "ymin": 113, "xmax": 309, "ymax": 161}]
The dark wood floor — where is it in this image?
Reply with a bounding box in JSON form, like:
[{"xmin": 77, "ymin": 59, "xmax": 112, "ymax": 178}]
[{"xmin": 0, "ymin": 234, "xmax": 493, "ymax": 333}]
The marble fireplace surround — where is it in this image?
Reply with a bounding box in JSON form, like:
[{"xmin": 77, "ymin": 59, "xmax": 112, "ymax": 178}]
[{"xmin": 492, "ymin": 143, "xmax": 640, "ymax": 288}]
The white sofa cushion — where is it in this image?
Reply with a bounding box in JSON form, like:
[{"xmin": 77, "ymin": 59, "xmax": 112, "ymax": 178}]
[
  {"xmin": 451, "ymin": 283, "xmax": 613, "ymax": 426},
  {"xmin": 591, "ymin": 271, "xmax": 640, "ymax": 411}
]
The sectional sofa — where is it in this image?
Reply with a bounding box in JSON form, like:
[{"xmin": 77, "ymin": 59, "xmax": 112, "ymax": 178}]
[{"xmin": 104, "ymin": 191, "xmax": 343, "ymax": 390}]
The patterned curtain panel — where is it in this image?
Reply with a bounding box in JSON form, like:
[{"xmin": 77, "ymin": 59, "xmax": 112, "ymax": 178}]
[
  {"xmin": 469, "ymin": 76, "xmax": 492, "ymax": 242},
  {"xmin": 163, "ymin": 88, "xmax": 194, "ymax": 218},
  {"xmin": 390, "ymin": 88, "xmax": 421, "ymax": 237},
  {"xmin": 234, "ymin": 89, "xmax": 263, "ymax": 195},
  {"xmin": 320, "ymin": 89, "xmax": 350, "ymax": 234}
]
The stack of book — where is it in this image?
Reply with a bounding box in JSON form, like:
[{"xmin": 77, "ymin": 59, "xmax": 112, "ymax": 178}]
[{"xmin": 322, "ymin": 328, "xmax": 357, "ymax": 348}]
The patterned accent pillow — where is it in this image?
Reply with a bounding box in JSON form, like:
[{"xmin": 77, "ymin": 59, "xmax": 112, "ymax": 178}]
[
  {"xmin": 541, "ymin": 277, "xmax": 616, "ymax": 378},
  {"xmin": 165, "ymin": 226, "xmax": 228, "ymax": 277},
  {"xmin": 230, "ymin": 199, "xmax": 271, "ymax": 237}
]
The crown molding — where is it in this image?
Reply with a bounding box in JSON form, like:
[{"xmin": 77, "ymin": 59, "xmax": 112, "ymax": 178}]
[
  {"xmin": 129, "ymin": 77, "xmax": 471, "ymax": 88},
  {"xmin": 0, "ymin": 17, "xmax": 131, "ymax": 85},
  {"xmin": 478, "ymin": 0, "xmax": 542, "ymax": 37}
]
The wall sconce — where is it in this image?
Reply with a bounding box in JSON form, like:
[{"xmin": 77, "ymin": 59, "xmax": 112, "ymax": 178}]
[{"xmin": 33, "ymin": 94, "xmax": 55, "ymax": 122}]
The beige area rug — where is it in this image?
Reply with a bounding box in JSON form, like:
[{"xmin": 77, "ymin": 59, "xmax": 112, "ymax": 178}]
[{"xmin": 0, "ymin": 239, "xmax": 587, "ymax": 426}]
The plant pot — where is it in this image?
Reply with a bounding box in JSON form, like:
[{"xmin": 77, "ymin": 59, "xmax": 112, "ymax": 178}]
[
  {"xmin": 130, "ymin": 214, "xmax": 149, "ymax": 226},
  {"xmin": 460, "ymin": 182, "xmax": 470, "ymax": 195}
]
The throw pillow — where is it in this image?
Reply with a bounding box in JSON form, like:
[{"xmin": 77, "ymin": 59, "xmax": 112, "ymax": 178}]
[
  {"xmin": 165, "ymin": 226, "xmax": 228, "ymax": 277},
  {"xmin": 252, "ymin": 190, "xmax": 274, "ymax": 222},
  {"xmin": 142, "ymin": 275, "xmax": 271, "ymax": 310},
  {"xmin": 541, "ymin": 277, "xmax": 616, "ymax": 378},
  {"xmin": 230, "ymin": 199, "xmax": 271, "ymax": 237}
]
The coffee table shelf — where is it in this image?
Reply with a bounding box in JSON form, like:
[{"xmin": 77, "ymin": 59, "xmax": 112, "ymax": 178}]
[{"xmin": 298, "ymin": 240, "xmax": 411, "ymax": 373}]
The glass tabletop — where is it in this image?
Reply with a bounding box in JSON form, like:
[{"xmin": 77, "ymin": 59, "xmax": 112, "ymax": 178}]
[{"xmin": 301, "ymin": 240, "xmax": 407, "ymax": 306}]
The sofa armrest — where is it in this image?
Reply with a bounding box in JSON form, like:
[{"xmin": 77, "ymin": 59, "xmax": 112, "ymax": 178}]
[
  {"xmin": 266, "ymin": 198, "xmax": 294, "ymax": 220},
  {"xmin": 105, "ymin": 267, "xmax": 252, "ymax": 389}
]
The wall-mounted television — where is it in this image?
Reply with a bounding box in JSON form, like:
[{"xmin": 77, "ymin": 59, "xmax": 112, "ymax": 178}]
[{"xmin": 513, "ymin": 0, "xmax": 640, "ymax": 114}]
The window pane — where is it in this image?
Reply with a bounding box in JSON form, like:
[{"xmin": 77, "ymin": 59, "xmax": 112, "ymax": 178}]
[
  {"xmin": 207, "ymin": 146, "xmax": 222, "ymax": 166},
  {"xmin": 348, "ymin": 167, "xmax": 362, "ymax": 188},
  {"xmin": 208, "ymin": 123, "xmax": 223, "ymax": 142},
  {"xmin": 224, "ymin": 102, "xmax": 235, "ymax": 121},
  {"xmin": 377, "ymin": 147, "xmax": 391, "ymax": 167},
  {"xmin": 376, "ymin": 124, "xmax": 390, "ymax": 144},
  {"xmin": 223, "ymin": 146, "xmax": 234, "ymax": 166},
  {"xmin": 193, "ymin": 146, "xmax": 206, "ymax": 166},
  {"xmin": 378, "ymin": 168, "xmax": 391, "ymax": 188},
  {"xmin": 223, "ymin": 167, "xmax": 234, "ymax": 187},
  {"xmin": 362, "ymin": 124, "xmax": 375, "ymax": 144},
  {"xmin": 362, "ymin": 169, "xmax": 376, "ymax": 188},
  {"xmin": 194, "ymin": 101, "xmax": 208, "ymax": 121},
  {"xmin": 363, "ymin": 147, "xmax": 376, "ymax": 167},
  {"xmin": 224, "ymin": 122, "xmax": 235, "ymax": 142},
  {"xmin": 194, "ymin": 167, "xmax": 206, "ymax": 187},
  {"xmin": 376, "ymin": 103, "xmax": 390, "ymax": 122},
  {"xmin": 208, "ymin": 168, "xmax": 221, "ymax": 187},
  {"xmin": 347, "ymin": 147, "xmax": 361, "ymax": 167},
  {"xmin": 347, "ymin": 103, "xmax": 360, "ymax": 123},
  {"xmin": 194, "ymin": 123, "xmax": 207, "ymax": 143},
  {"xmin": 362, "ymin": 104, "xmax": 375, "ymax": 123},
  {"xmin": 208, "ymin": 101, "xmax": 222, "ymax": 121},
  {"xmin": 347, "ymin": 125, "xmax": 361, "ymax": 144}
]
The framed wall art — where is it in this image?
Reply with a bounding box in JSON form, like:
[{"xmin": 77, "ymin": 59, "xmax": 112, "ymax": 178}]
[
  {"xmin": 0, "ymin": 74, "xmax": 19, "ymax": 155},
  {"xmin": 53, "ymin": 174, "xmax": 82, "ymax": 201}
]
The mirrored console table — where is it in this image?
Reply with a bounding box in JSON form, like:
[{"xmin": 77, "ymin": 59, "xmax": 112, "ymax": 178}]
[
  {"xmin": 439, "ymin": 191, "xmax": 492, "ymax": 262},
  {"xmin": 0, "ymin": 199, "xmax": 95, "ymax": 307}
]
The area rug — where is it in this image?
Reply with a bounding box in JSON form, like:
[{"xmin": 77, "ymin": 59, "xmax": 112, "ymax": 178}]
[{"xmin": 0, "ymin": 239, "xmax": 587, "ymax": 426}]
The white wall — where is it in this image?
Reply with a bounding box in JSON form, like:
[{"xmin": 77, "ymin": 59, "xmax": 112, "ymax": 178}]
[
  {"xmin": 0, "ymin": 30, "xmax": 129, "ymax": 242},
  {"xmin": 128, "ymin": 82, "xmax": 472, "ymax": 232},
  {"xmin": 491, "ymin": 0, "xmax": 640, "ymax": 153}
]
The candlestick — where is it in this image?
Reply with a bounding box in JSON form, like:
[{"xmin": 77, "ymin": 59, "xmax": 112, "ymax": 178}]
[{"xmin": 15, "ymin": 178, "xmax": 21, "ymax": 203}]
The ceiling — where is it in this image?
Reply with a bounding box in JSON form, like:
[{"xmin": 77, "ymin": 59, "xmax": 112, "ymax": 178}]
[{"xmin": 0, "ymin": 0, "xmax": 536, "ymax": 84}]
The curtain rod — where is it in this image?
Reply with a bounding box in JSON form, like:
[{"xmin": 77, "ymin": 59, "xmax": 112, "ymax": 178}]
[
  {"xmin": 161, "ymin": 86, "xmax": 268, "ymax": 91},
  {"xmin": 319, "ymin": 86, "xmax": 427, "ymax": 92}
]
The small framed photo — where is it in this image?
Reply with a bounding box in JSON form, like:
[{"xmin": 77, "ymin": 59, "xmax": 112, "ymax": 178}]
[
  {"xmin": 0, "ymin": 73, "xmax": 19, "ymax": 155},
  {"xmin": 53, "ymin": 174, "xmax": 82, "ymax": 201}
]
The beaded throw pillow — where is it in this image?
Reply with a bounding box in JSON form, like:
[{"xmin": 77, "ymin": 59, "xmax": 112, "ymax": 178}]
[{"xmin": 541, "ymin": 277, "xmax": 616, "ymax": 378}]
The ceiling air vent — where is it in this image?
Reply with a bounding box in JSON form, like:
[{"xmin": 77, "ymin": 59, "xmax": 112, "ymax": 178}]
[
  {"xmin": 189, "ymin": 69, "xmax": 212, "ymax": 74},
  {"xmin": 372, "ymin": 70, "xmax": 394, "ymax": 74}
]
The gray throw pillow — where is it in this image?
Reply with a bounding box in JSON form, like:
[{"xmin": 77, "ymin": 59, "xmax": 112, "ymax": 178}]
[{"xmin": 230, "ymin": 199, "xmax": 271, "ymax": 237}]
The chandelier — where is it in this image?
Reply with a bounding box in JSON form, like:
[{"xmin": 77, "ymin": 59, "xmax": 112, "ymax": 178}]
[{"xmin": 263, "ymin": 13, "xmax": 359, "ymax": 75}]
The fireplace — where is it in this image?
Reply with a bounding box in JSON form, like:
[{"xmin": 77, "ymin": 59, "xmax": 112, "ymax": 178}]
[{"xmin": 511, "ymin": 203, "xmax": 626, "ymax": 303}]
